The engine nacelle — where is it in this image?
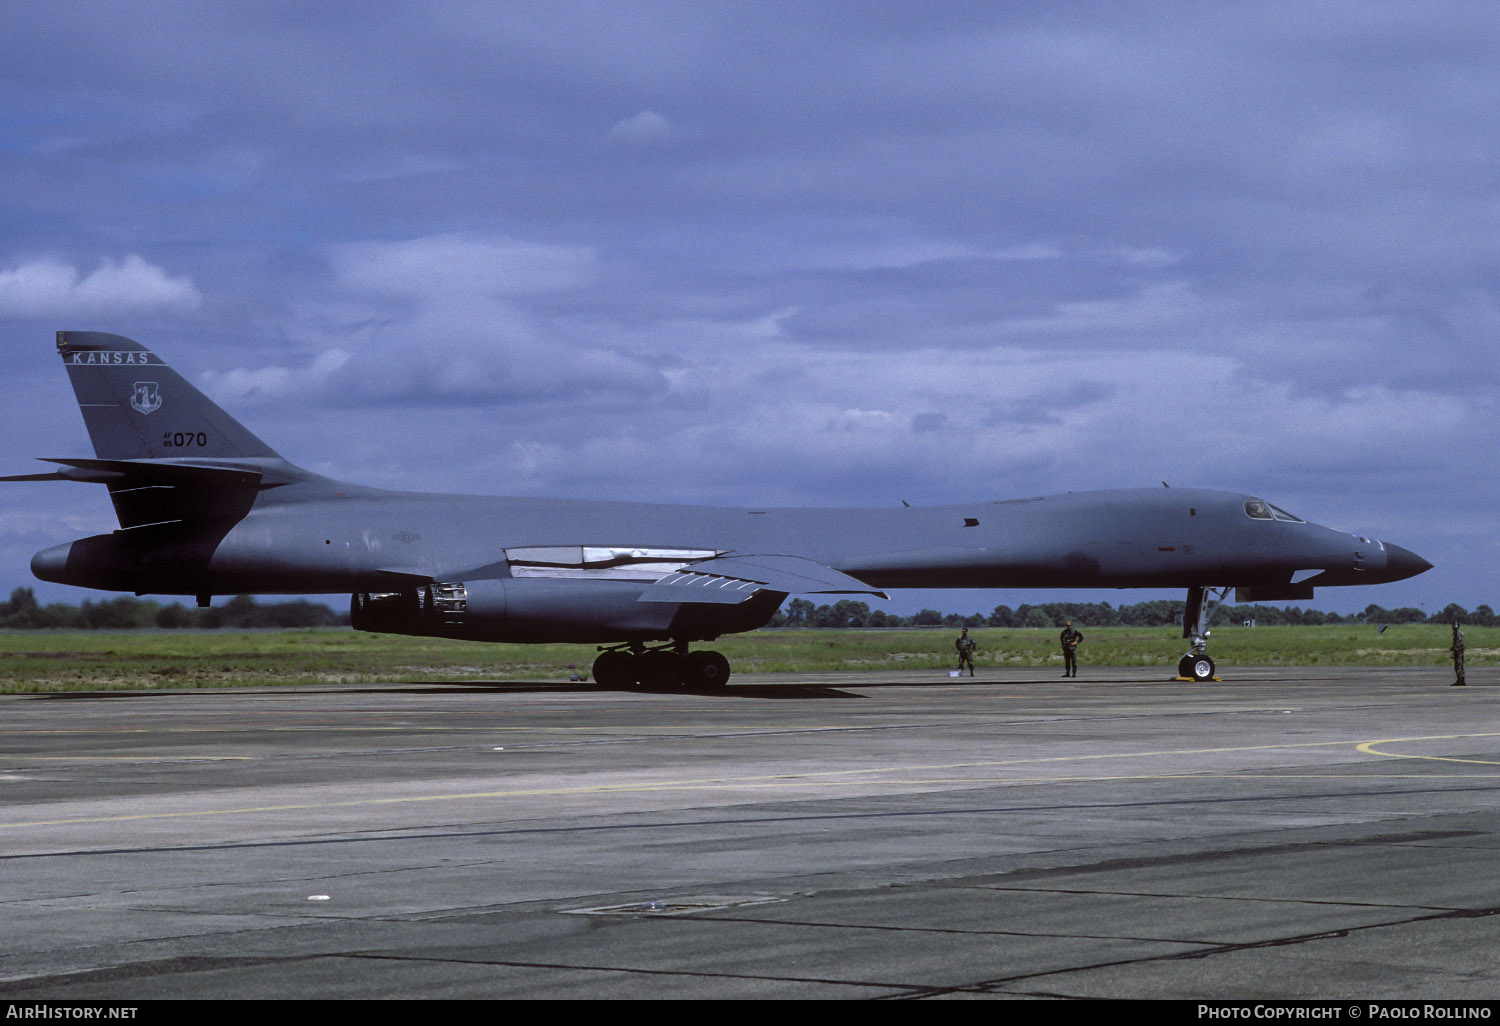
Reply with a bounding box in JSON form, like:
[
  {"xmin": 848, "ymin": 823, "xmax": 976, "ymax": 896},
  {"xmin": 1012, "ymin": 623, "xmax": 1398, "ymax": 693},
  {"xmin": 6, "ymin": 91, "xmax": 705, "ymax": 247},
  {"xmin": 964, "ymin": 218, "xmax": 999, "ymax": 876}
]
[{"xmin": 351, "ymin": 578, "xmax": 782, "ymax": 644}]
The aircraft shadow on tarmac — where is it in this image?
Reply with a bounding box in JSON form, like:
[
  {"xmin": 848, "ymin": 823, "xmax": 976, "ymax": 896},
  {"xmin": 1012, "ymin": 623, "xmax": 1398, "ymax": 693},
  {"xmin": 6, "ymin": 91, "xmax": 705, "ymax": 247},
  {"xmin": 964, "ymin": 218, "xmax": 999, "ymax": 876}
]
[
  {"xmin": 14, "ymin": 675, "xmax": 1160, "ymax": 704},
  {"xmin": 420, "ymin": 682, "xmax": 867, "ymax": 699},
  {"xmin": 376, "ymin": 674, "xmax": 1191, "ymax": 697},
  {"xmin": 23, "ymin": 671, "xmax": 1399, "ymax": 704},
  {"xmin": 18, "ymin": 681, "xmax": 867, "ymax": 700}
]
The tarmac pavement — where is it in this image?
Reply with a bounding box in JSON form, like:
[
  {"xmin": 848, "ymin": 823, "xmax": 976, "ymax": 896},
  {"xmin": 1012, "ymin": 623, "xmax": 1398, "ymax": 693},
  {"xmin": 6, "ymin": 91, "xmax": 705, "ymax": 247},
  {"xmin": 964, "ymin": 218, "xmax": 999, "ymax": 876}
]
[{"xmin": 1, "ymin": 664, "xmax": 1497, "ymax": 1000}]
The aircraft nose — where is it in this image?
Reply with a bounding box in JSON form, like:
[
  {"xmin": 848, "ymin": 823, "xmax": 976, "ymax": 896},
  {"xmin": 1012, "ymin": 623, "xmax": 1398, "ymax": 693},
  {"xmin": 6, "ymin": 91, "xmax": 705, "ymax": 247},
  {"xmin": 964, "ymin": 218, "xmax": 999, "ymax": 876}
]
[{"xmin": 1381, "ymin": 543, "xmax": 1432, "ymax": 582}]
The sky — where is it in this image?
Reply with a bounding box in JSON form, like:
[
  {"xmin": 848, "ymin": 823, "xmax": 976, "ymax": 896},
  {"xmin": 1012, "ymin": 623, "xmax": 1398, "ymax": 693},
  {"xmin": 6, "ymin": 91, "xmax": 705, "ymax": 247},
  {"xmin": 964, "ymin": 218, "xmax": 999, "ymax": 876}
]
[{"xmin": 1, "ymin": 1, "xmax": 1495, "ymax": 620}]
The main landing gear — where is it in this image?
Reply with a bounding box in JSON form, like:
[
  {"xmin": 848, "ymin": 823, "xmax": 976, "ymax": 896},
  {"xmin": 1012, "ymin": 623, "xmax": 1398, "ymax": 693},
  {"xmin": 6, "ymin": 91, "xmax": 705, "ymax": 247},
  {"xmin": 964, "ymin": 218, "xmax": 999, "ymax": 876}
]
[
  {"xmin": 591, "ymin": 642, "xmax": 732, "ymax": 689},
  {"xmin": 1178, "ymin": 585, "xmax": 1229, "ymax": 682}
]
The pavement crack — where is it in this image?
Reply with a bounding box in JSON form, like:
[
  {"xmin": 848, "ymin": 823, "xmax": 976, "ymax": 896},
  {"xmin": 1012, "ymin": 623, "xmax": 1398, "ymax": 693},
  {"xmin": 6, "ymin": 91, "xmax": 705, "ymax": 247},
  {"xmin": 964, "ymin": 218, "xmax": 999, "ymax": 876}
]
[
  {"xmin": 0, "ymin": 954, "xmax": 323, "ymax": 994},
  {"xmin": 974, "ymin": 883, "xmax": 1461, "ymax": 913},
  {"xmin": 345, "ymin": 951, "xmax": 925, "ymax": 994},
  {"xmin": 671, "ymin": 912, "xmax": 1218, "ymax": 948},
  {"xmin": 881, "ymin": 903, "xmax": 1500, "ymax": 999},
  {"xmin": 952, "ymin": 829, "xmax": 1485, "ymax": 885}
]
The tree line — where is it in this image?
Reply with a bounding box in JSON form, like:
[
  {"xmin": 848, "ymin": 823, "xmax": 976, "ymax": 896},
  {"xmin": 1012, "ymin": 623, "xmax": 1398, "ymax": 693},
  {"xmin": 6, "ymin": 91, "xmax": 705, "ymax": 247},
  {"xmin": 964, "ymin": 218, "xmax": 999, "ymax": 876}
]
[
  {"xmin": 2, "ymin": 586, "xmax": 1491, "ymax": 631},
  {"xmin": 0, "ymin": 588, "xmax": 346, "ymax": 630},
  {"xmin": 769, "ymin": 597, "xmax": 1496, "ymax": 629}
]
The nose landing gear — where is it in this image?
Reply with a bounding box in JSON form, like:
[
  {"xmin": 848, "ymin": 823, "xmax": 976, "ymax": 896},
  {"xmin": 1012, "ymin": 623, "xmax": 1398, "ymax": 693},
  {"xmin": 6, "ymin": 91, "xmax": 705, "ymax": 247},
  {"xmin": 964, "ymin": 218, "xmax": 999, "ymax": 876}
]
[
  {"xmin": 1178, "ymin": 585, "xmax": 1229, "ymax": 682},
  {"xmin": 1178, "ymin": 652, "xmax": 1216, "ymax": 682}
]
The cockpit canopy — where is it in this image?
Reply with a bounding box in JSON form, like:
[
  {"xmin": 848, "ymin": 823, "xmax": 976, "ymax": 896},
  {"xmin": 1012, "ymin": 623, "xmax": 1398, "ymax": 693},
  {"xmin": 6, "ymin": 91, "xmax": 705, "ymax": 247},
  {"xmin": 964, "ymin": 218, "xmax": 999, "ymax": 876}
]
[{"xmin": 1244, "ymin": 498, "xmax": 1304, "ymax": 523}]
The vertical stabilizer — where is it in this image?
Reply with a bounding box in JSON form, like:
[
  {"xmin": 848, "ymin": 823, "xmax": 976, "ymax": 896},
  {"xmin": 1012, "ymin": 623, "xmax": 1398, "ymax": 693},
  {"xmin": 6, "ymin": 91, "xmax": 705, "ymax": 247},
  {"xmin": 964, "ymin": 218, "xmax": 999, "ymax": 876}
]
[{"xmin": 56, "ymin": 331, "xmax": 280, "ymax": 461}]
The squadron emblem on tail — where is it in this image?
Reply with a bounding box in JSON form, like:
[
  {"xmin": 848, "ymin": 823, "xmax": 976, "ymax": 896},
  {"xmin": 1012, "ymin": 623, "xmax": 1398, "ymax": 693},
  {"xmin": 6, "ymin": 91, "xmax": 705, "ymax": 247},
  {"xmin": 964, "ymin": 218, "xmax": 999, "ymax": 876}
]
[{"xmin": 130, "ymin": 381, "xmax": 162, "ymax": 415}]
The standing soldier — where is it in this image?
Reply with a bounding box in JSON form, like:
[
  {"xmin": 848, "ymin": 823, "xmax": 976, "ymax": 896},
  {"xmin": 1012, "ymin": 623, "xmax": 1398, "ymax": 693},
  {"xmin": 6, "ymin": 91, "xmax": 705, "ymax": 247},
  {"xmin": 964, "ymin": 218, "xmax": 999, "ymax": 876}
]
[
  {"xmin": 955, "ymin": 627, "xmax": 977, "ymax": 676},
  {"xmin": 1451, "ymin": 620, "xmax": 1466, "ymax": 687},
  {"xmin": 1059, "ymin": 621, "xmax": 1083, "ymax": 677}
]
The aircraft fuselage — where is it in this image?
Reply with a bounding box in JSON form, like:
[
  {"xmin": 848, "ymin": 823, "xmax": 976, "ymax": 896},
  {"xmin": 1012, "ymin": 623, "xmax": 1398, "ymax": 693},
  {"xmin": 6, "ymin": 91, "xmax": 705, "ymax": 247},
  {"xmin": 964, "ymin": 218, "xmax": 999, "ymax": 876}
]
[{"xmin": 33, "ymin": 479, "xmax": 1420, "ymax": 598}]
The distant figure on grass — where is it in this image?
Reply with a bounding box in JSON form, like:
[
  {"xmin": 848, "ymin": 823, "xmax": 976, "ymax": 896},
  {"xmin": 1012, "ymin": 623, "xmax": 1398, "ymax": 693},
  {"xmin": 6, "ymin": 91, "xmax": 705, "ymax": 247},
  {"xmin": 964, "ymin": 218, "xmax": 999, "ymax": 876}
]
[
  {"xmin": 955, "ymin": 627, "xmax": 976, "ymax": 676},
  {"xmin": 1060, "ymin": 621, "xmax": 1084, "ymax": 678},
  {"xmin": 1451, "ymin": 621, "xmax": 1466, "ymax": 687}
]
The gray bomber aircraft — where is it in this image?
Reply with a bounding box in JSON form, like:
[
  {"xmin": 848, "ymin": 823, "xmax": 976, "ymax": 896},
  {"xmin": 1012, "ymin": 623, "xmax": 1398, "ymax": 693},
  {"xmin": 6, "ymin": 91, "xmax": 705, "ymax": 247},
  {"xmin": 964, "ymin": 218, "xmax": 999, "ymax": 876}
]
[{"xmin": 7, "ymin": 332, "xmax": 1431, "ymax": 685}]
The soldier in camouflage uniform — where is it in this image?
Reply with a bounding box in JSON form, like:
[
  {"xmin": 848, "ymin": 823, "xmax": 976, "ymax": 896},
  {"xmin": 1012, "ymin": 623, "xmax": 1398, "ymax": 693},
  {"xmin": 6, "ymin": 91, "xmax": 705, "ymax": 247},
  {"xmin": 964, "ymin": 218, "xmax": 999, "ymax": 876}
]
[
  {"xmin": 1060, "ymin": 621, "xmax": 1083, "ymax": 677},
  {"xmin": 955, "ymin": 627, "xmax": 976, "ymax": 676},
  {"xmin": 1451, "ymin": 620, "xmax": 1466, "ymax": 687}
]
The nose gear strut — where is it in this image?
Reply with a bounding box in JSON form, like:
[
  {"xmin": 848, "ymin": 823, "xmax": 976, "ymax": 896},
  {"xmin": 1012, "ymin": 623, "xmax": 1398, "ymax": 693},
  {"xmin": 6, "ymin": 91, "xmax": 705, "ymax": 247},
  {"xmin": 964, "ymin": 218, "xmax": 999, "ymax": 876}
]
[{"xmin": 1179, "ymin": 585, "xmax": 1230, "ymax": 681}]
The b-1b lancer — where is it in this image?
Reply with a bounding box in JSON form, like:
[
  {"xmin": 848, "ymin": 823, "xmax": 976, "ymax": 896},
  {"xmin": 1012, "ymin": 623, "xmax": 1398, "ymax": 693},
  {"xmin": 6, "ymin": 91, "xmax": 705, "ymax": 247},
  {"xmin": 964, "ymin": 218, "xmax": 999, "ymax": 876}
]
[{"xmin": 7, "ymin": 332, "xmax": 1431, "ymax": 684}]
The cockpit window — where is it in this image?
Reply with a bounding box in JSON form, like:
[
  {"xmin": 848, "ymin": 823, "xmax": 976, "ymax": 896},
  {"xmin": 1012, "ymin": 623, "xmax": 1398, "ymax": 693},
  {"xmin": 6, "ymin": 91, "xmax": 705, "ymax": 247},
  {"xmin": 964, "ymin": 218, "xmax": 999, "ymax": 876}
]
[{"xmin": 1244, "ymin": 498, "xmax": 1305, "ymax": 523}]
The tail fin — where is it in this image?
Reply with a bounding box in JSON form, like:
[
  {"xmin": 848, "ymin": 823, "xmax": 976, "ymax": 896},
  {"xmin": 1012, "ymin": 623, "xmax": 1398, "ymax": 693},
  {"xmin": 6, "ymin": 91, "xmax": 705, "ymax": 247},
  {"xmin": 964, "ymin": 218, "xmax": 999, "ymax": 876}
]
[{"xmin": 57, "ymin": 331, "xmax": 280, "ymax": 461}]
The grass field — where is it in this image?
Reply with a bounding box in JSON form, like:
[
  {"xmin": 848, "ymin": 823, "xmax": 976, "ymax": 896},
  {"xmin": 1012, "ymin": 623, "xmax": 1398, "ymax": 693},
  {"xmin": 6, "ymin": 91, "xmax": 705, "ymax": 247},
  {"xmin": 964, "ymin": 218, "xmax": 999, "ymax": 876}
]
[{"xmin": 0, "ymin": 623, "xmax": 1490, "ymax": 693}]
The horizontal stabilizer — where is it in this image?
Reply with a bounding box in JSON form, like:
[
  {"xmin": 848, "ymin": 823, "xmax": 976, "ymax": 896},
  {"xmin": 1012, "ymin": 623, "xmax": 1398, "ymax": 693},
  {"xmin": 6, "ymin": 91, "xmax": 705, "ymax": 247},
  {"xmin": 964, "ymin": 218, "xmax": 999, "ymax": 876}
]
[
  {"xmin": 23, "ymin": 457, "xmax": 266, "ymax": 485},
  {"xmin": 3, "ymin": 457, "xmax": 270, "ymax": 529},
  {"xmin": 0, "ymin": 468, "xmax": 124, "ymax": 483},
  {"xmin": 640, "ymin": 553, "xmax": 887, "ymax": 605}
]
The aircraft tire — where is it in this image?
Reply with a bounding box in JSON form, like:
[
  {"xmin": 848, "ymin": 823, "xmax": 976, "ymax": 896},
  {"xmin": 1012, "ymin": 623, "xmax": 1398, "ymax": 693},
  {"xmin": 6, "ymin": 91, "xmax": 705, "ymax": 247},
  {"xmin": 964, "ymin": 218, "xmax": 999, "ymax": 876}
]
[
  {"xmin": 592, "ymin": 651, "xmax": 637, "ymax": 688},
  {"xmin": 682, "ymin": 650, "xmax": 731, "ymax": 689},
  {"xmin": 638, "ymin": 650, "xmax": 684, "ymax": 689},
  {"xmin": 1184, "ymin": 655, "xmax": 1215, "ymax": 682}
]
